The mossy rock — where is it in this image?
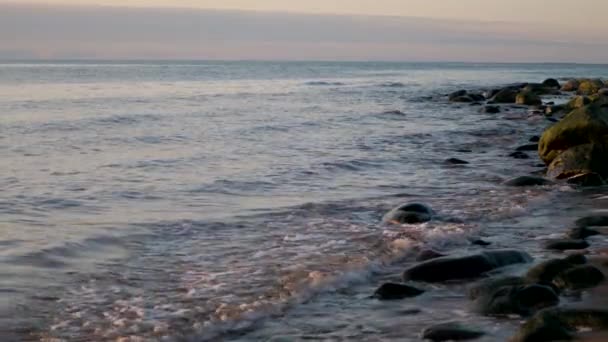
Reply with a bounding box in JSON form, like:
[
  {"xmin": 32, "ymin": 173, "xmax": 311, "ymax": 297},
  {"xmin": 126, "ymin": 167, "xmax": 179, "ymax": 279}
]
[
  {"xmin": 565, "ymin": 96, "xmax": 591, "ymax": 110},
  {"xmin": 577, "ymin": 79, "xmax": 604, "ymax": 96},
  {"xmin": 547, "ymin": 142, "xmax": 608, "ymax": 179},
  {"xmin": 561, "ymin": 79, "xmax": 580, "ymax": 92},
  {"xmin": 538, "ymin": 103, "xmax": 608, "ymax": 164},
  {"xmin": 516, "ymin": 91, "xmax": 542, "ymax": 106}
]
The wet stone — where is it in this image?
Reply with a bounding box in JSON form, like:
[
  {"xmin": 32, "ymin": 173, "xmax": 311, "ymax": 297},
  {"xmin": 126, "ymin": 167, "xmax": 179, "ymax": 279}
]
[
  {"xmin": 421, "ymin": 322, "xmax": 485, "ymax": 342},
  {"xmin": 383, "ymin": 202, "xmax": 434, "ymax": 224},
  {"xmin": 475, "ymin": 284, "xmax": 559, "ymax": 316},
  {"xmin": 576, "ymin": 215, "xmax": 608, "ymax": 228},
  {"xmin": 567, "ymin": 226, "xmax": 600, "ymax": 239},
  {"xmin": 373, "ymin": 283, "xmax": 425, "ymax": 300},
  {"xmin": 416, "ymin": 249, "xmax": 447, "ymax": 262},
  {"xmin": 516, "ymin": 144, "xmax": 539, "ymax": 152},
  {"xmin": 509, "ymin": 151, "xmax": 530, "ymax": 159},
  {"xmin": 553, "ymin": 265, "xmax": 605, "ymax": 290},
  {"xmin": 544, "ymin": 239, "xmax": 589, "ymax": 251},
  {"xmin": 445, "ymin": 158, "xmax": 469, "ymax": 165},
  {"xmin": 505, "ymin": 176, "xmax": 553, "ymax": 187},
  {"xmin": 525, "ymin": 256, "xmax": 586, "ymax": 285}
]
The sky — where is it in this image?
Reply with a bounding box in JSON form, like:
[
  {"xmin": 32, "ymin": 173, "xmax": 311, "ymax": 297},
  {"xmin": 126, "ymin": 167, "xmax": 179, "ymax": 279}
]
[{"xmin": 1, "ymin": 1, "xmax": 607, "ymax": 62}]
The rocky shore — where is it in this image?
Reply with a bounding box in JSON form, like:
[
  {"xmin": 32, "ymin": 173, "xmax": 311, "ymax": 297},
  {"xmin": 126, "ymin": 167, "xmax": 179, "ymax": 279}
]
[{"xmin": 380, "ymin": 78, "xmax": 608, "ymax": 341}]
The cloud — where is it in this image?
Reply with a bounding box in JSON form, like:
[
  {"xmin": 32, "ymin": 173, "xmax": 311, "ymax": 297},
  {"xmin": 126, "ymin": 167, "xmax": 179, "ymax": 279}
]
[{"xmin": 1, "ymin": 3, "xmax": 607, "ymax": 62}]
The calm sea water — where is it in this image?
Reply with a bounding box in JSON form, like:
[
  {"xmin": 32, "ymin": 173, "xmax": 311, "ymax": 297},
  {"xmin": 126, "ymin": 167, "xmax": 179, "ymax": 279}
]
[{"xmin": 2, "ymin": 61, "xmax": 608, "ymax": 341}]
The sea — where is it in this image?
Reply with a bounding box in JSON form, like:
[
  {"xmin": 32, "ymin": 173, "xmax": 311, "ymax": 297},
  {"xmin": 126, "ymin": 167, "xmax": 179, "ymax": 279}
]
[{"xmin": 1, "ymin": 61, "xmax": 608, "ymax": 341}]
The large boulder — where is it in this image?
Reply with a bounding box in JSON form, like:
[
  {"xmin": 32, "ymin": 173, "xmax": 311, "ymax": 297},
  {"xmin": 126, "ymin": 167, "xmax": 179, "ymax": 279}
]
[
  {"xmin": 577, "ymin": 79, "xmax": 604, "ymax": 95},
  {"xmin": 402, "ymin": 250, "xmax": 532, "ymax": 283},
  {"xmin": 382, "ymin": 203, "xmax": 434, "ymax": 224},
  {"xmin": 516, "ymin": 91, "xmax": 543, "ymax": 106},
  {"xmin": 525, "ymin": 256, "xmax": 586, "ymax": 285},
  {"xmin": 542, "ymin": 78, "xmax": 561, "ymax": 89},
  {"xmin": 538, "ymin": 103, "xmax": 608, "ymax": 164},
  {"xmin": 523, "ymin": 83, "xmax": 559, "ymax": 95},
  {"xmin": 492, "ymin": 88, "xmax": 519, "ymax": 103},
  {"xmin": 546, "ymin": 142, "xmax": 608, "ymax": 179},
  {"xmin": 561, "ymin": 79, "xmax": 580, "ymax": 92}
]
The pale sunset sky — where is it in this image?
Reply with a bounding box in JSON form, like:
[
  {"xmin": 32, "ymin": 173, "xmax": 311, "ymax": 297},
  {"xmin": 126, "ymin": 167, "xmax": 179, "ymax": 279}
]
[{"xmin": 1, "ymin": 0, "xmax": 607, "ymax": 62}]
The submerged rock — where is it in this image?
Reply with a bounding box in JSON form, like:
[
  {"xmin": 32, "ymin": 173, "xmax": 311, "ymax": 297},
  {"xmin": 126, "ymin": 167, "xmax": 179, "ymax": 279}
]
[
  {"xmin": 475, "ymin": 284, "xmax": 559, "ymax": 316},
  {"xmin": 382, "ymin": 203, "xmax": 434, "ymax": 224},
  {"xmin": 544, "ymin": 239, "xmax": 589, "ymax": 251},
  {"xmin": 402, "ymin": 250, "xmax": 532, "ymax": 283},
  {"xmin": 512, "ymin": 308, "xmax": 608, "ymax": 342},
  {"xmin": 553, "ymin": 265, "xmax": 605, "ymax": 290},
  {"xmin": 576, "ymin": 215, "xmax": 608, "ymax": 227},
  {"xmin": 525, "ymin": 256, "xmax": 586, "ymax": 284},
  {"xmin": 509, "ymin": 151, "xmax": 530, "ymax": 159},
  {"xmin": 504, "ymin": 176, "xmax": 553, "ymax": 187},
  {"xmin": 529, "ymin": 136, "xmax": 540, "ymax": 143},
  {"xmin": 373, "ymin": 282, "xmax": 425, "ymax": 300},
  {"xmin": 516, "ymin": 144, "xmax": 539, "ymax": 152},
  {"xmin": 421, "ymin": 322, "xmax": 485, "ymax": 342},
  {"xmin": 445, "ymin": 158, "xmax": 469, "ymax": 165},
  {"xmin": 416, "ymin": 249, "xmax": 447, "ymax": 262},
  {"xmin": 482, "ymin": 105, "xmax": 500, "ymax": 113},
  {"xmin": 567, "ymin": 226, "xmax": 601, "ymax": 239}
]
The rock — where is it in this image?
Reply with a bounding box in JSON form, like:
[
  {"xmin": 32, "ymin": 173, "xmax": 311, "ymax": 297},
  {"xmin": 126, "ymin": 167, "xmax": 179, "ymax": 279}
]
[
  {"xmin": 373, "ymin": 282, "xmax": 425, "ymax": 300},
  {"xmin": 383, "ymin": 203, "xmax": 434, "ymax": 224},
  {"xmin": 470, "ymin": 102, "xmax": 482, "ymax": 106},
  {"xmin": 402, "ymin": 250, "xmax": 532, "ymax": 283},
  {"xmin": 543, "ymin": 79, "xmax": 561, "ymax": 89},
  {"xmin": 567, "ymin": 226, "xmax": 600, "ymax": 239},
  {"xmin": 452, "ymin": 96, "xmax": 474, "ymax": 103},
  {"xmin": 561, "ymin": 79, "xmax": 580, "ymax": 92},
  {"xmin": 509, "ymin": 152, "xmax": 530, "ymax": 159},
  {"xmin": 449, "ymin": 90, "xmax": 468, "ymax": 101},
  {"xmin": 529, "ymin": 136, "xmax": 540, "ymax": 143},
  {"xmin": 525, "ymin": 257, "xmax": 586, "ymax": 284},
  {"xmin": 577, "ymin": 79, "xmax": 604, "ymax": 96},
  {"xmin": 567, "ymin": 172, "xmax": 605, "ymax": 187},
  {"xmin": 513, "ymin": 308, "xmax": 608, "ymax": 342},
  {"xmin": 576, "ymin": 215, "xmax": 608, "ymax": 227},
  {"xmin": 484, "ymin": 89, "xmax": 501, "ymax": 99},
  {"xmin": 553, "ymin": 265, "xmax": 605, "ymax": 290},
  {"xmin": 475, "ymin": 284, "xmax": 559, "ymax": 316},
  {"xmin": 516, "ymin": 144, "xmax": 539, "ymax": 152},
  {"xmin": 504, "ymin": 176, "xmax": 553, "ymax": 187},
  {"xmin": 482, "ymin": 105, "xmax": 500, "ymax": 113},
  {"xmin": 468, "ymin": 276, "xmax": 525, "ymax": 300},
  {"xmin": 516, "ymin": 91, "xmax": 543, "ymax": 106},
  {"xmin": 471, "ymin": 239, "xmax": 492, "ymax": 246},
  {"xmin": 445, "ymin": 158, "xmax": 469, "ymax": 165},
  {"xmin": 492, "ymin": 88, "xmax": 519, "ymax": 103},
  {"xmin": 599, "ymin": 88, "xmax": 608, "ymax": 96},
  {"xmin": 566, "ymin": 96, "xmax": 592, "ymax": 110},
  {"xmin": 546, "ymin": 143, "xmax": 608, "ymax": 179},
  {"xmin": 544, "ymin": 239, "xmax": 590, "ymax": 251},
  {"xmin": 469, "ymin": 94, "xmax": 485, "ymax": 102},
  {"xmin": 421, "ymin": 322, "xmax": 485, "ymax": 342},
  {"xmin": 416, "ymin": 249, "xmax": 447, "ymax": 261},
  {"xmin": 545, "ymin": 104, "xmax": 566, "ymax": 116},
  {"xmin": 538, "ymin": 103, "xmax": 608, "ymax": 165}
]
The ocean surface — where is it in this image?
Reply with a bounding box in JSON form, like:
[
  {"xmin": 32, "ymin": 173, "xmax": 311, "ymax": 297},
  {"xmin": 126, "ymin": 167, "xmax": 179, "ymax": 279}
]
[{"xmin": 1, "ymin": 61, "xmax": 608, "ymax": 341}]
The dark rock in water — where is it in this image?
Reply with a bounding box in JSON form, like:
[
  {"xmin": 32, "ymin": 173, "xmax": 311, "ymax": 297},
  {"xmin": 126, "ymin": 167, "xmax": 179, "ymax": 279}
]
[
  {"xmin": 543, "ymin": 78, "xmax": 561, "ymax": 89},
  {"xmin": 529, "ymin": 136, "xmax": 540, "ymax": 143},
  {"xmin": 484, "ymin": 89, "xmax": 501, "ymax": 99},
  {"xmin": 525, "ymin": 257, "xmax": 586, "ymax": 285},
  {"xmin": 546, "ymin": 117, "xmax": 558, "ymax": 123},
  {"xmin": 383, "ymin": 203, "xmax": 434, "ymax": 224},
  {"xmin": 482, "ymin": 105, "xmax": 500, "ymax": 113},
  {"xmin": 457, "ymin": 149, "xmax": 473, "ymax": 153},
  {"xmin": 475, "ymin": 284, "xmax": 559, "ymax": 316},
  {"xmin": 402, "ymin": 250, "xmax": 532, "ymax": 283},
  {"xmin": 382, "ymin": 110, "xmax": 405, "ymax": 116},
  {"xmin": 511, "ymin": 308, "xmax": 608, "ymax": 342},
  {"xmin": 469, "ymin": 94, "xmax": 485, "ymax": 102},
  {"xmin": 509, "ymin": 151, "xmax": 530, "ymax": 159},
  {"xmin": 516, "ymin": 91, "xmax": 542, "ymax": 106},
  {"xmin": 492, "ymin": 87, "xmax": 521, "ymax": 103},
  {"xmin": 523, "ymin": 83, "xmax": 559, "ymax": 95},
  {"xmin": 504, "ymin": 176, "xmax": 553, "ymax": 187},
  {"xmin": 421, "ymin": 322, "xmax": 485, "ymax": 342},
  {"xmin": 452, "ymin": 96, "xmax": 474, "ymax": 103},
  {"xmin": 576, "ymin": 215, "xmax": 608, "ymax": 227},
  {"xmin": 544, "ymin": 239, "xmax": 589, "ymax": 251},
  {"xmin": 567, "ymin": 172, "xmax": 605, "ymax": 187},
  {"xmin": 539, "ymin": 103, "xmax": 608, "ymax": 165},
  {"xmin": 546, "ymin": 143, "xmax": 608, "ymax": 180},
  {"xmin": 468, "ymin": 276, "xmax": 525, "ymax": 300},
  {"xmin": 471, "ymin": 239, "xmax": 491, "ymax": 246},
  {"xmin": 553, "ymin": 265, "xmax": 605, "ymax": 290},
  {"xmin": 445, "ymin": 158, "xmax": 469, "ymax": 165},
  {"xmin": 449, "ymin": 90, "xmax": 468, "ymax": 101},
  {"xmin": 567, "ymin": 226, "xmax": 600, "ymax": 239},
  {"xmin": 516, "ymin": 144, "xmax": 539, "ymax": 152},
  {"xmin": 416, "ymin": 249, "xmax": 447, "ymax": 261},
  {"xmin": 373, "ymin": 282, "xmax": 425, "ymax": 300},
  {"xmin": 470, "ymin": 102, "xmax": 482, "ymax": 106}
]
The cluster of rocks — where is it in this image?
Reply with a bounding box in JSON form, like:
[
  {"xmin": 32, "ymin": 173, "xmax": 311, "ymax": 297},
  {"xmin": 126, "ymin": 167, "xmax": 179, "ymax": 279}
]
[
  {"xmin": 448, "ymin": 77, "xmax": 608, "ymax": 187},
  {"xmin": 378, "ymin": 203, "xmax": 608, "ymax": 341}
]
